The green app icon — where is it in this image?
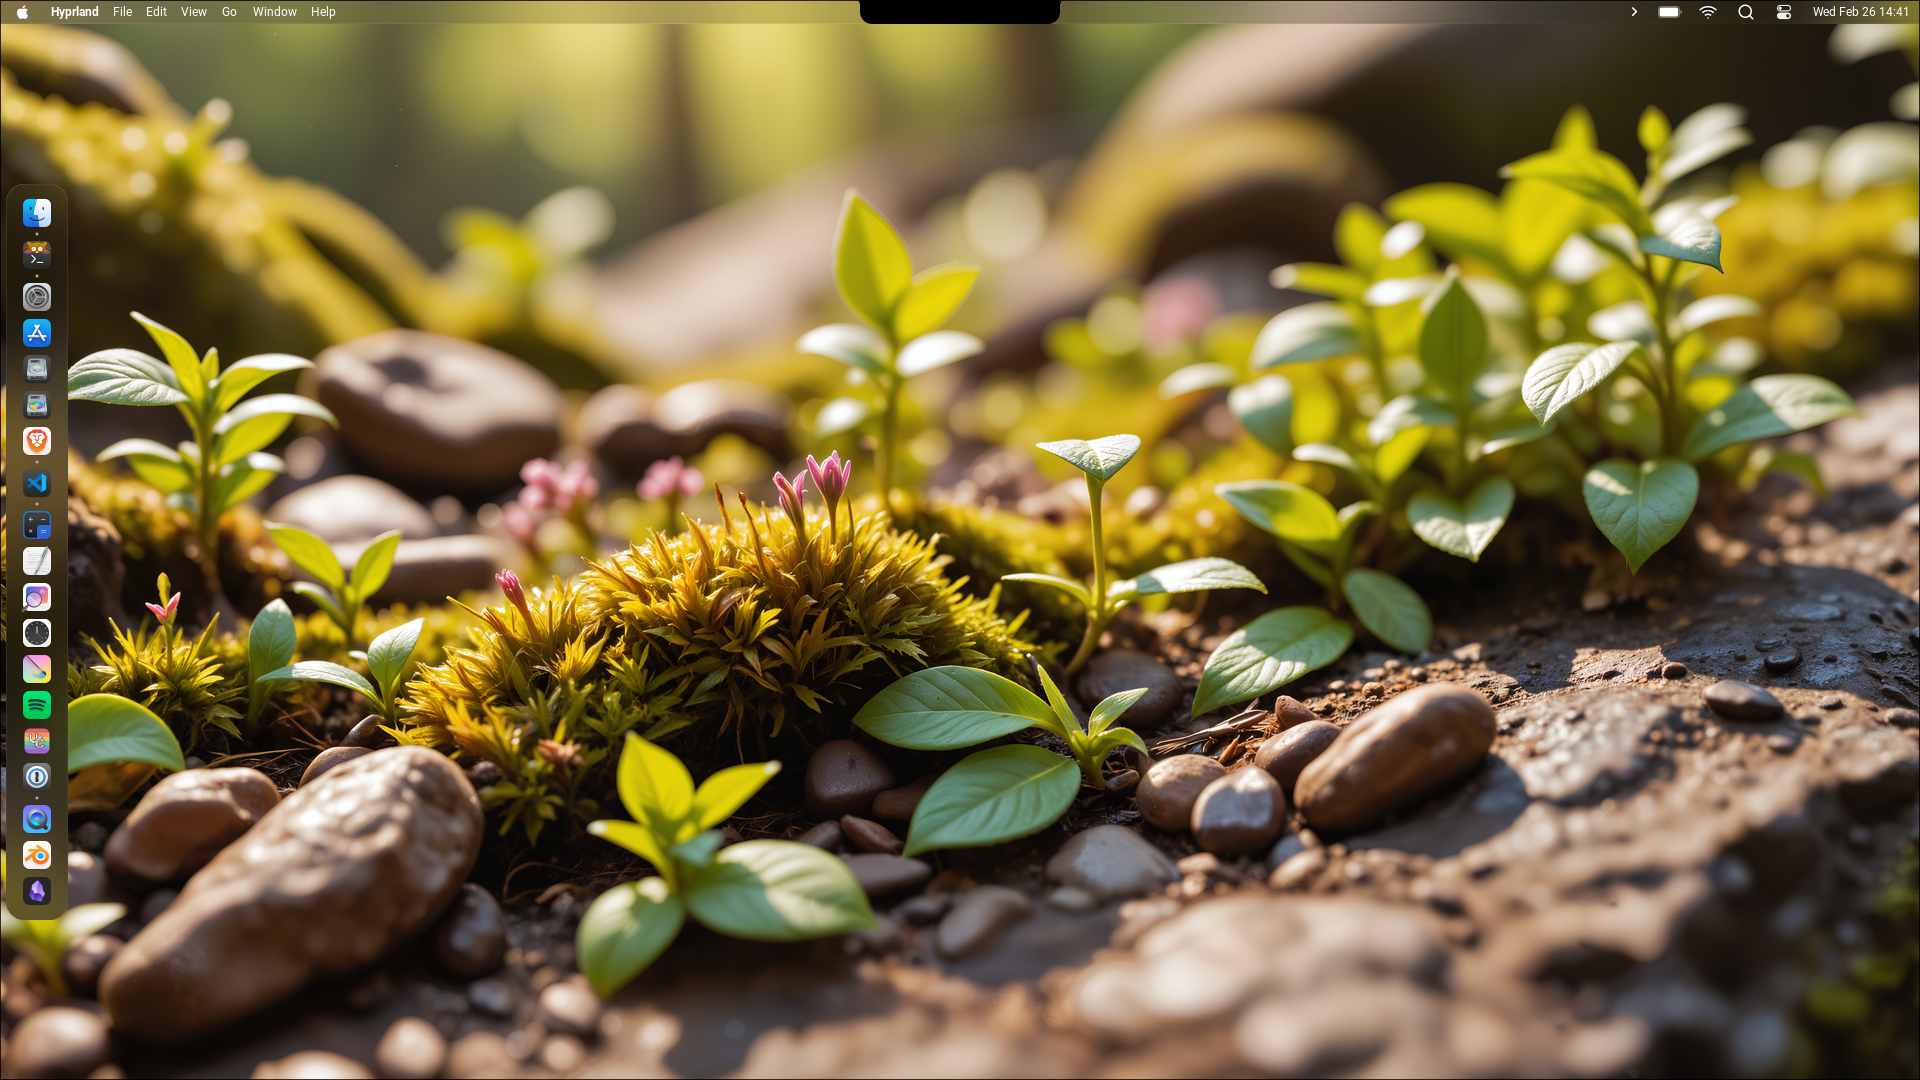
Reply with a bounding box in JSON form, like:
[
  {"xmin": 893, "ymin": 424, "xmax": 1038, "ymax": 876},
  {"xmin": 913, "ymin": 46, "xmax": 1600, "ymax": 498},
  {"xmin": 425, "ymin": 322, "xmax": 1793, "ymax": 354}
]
[{"xmin": 22, "ymin": 690, "xmax": 51, "ymax": 719}]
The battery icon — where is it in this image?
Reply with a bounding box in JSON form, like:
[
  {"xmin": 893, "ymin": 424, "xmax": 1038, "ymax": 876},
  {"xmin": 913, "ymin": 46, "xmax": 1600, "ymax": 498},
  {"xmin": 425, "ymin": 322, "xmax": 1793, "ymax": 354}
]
[{"xmin": 1659, "ymin": 5, "xmax": 1682, "ymax": 14}]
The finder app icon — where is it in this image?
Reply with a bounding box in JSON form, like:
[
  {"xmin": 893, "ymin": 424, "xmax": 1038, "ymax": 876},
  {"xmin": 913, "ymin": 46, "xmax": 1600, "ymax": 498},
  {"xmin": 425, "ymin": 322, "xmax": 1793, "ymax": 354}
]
[{"xmin": 24, "ymin": 198, "xmax": 51, "ymax": 227}]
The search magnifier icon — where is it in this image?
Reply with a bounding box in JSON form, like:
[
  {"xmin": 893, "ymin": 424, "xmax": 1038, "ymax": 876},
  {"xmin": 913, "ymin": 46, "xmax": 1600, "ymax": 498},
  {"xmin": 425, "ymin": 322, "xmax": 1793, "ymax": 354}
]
[{"xmin": 1739, "ymin": 3, "xmax": 1754, "ymax": 15}]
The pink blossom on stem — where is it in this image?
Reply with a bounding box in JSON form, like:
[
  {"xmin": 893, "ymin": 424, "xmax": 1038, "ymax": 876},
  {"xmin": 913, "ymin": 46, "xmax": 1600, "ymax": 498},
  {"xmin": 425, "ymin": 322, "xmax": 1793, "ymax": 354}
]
[
  {"xmin": 496, "ymin": 569, "xmax": 534, "ymax": 629},
  {"xmin": 555, "ymin": 460, "xmax": 598, "ymax": 508},
  {"xmin": 145, "ymin": 590, "xmax": 180, "ymax": 628},
  {"xmin": 773, "ymin": 469, "xmax": 808, "ymax": 541},
  {"xmin": 638, "ymin": 456, "xmax": 704, "ymax": 501},
  {"xmin": 501, "ymin": 500, "xmax": 538, "ymax": 548}
]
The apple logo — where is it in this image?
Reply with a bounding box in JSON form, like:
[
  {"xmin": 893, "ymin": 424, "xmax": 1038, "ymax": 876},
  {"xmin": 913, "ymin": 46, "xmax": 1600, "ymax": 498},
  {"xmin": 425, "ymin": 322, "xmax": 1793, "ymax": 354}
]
[{"xmin": 15, "ymin": 6, "xmax": 26, "ymax": 18}]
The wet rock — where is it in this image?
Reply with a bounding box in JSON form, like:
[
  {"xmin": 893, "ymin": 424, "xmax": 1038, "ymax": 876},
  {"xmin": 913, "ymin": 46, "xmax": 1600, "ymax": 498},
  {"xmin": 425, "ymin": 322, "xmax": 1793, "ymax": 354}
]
[
  {"xmin": 1888, "ymin": 708, "xmax": 1920, "ymax": 728},
  {"xmin": 935, "ymin": 885, "xmax": 1033, "ymax": 959},
  {"xmin": 793, "ymin": 821, "xmax": 842, "ymax": 850},
  {"xmin": 341, "ymin": 716, "xmax": 389, "ymax": 750},
  {"xmin": 653, "ymin": 379, "xmax": 794, "ymax": 461},
  {"xmin": 1044, "ymin": 824, "xmax": 1180, "ymax": 901},
  {"xmin": 840, "ymin": 815, "xmax": 903, "ymax": 855},
  {"xmin": 1661, "ymin": 662, "xmax": 1689, "ymax": 680},
  {"xmin": 432, "ymin": 883, "xmax": 508, "ymax": 979},
  {"xmin": 1274, "ymin": 695, "xmax": 1318, "ymax": 730},
  {"xmin": 1079, "ymin": 649, "xmax": 1182, "ymax": 727},
  {"xmin": 1820, "ymin": 695, "xmax": 1845, "ymax": 710},
  {"xmin": 60, "ymin": 933, "xmax": 123, "ymax": 997},
  {"xmin": 1295, "ymin": 684, "xmax": 1496, "ymax": 833},
  {"xmin": 1269, "ymin": 848, "xmax": 1328, "ymax": 891},
  {"xmin": 871, "ymin": 775, "xmax": 937, "ymax": 820},
  {"xmin": 360, "ymin": 535, "xmax": 516, "ymax": 607},
  {"xmin": 804, "ymin": 741, "xmax": 895, "ymax": 819},
  {"xmin": 263, "ymin": 475, "xmax": 438, "ymax": 544},
  {"xmin": 68, "ymin": 851, "xmax": 129, "ymax": 908},
  {"xmin": 375, "ymin": 1017, "xmax": 447, "ymax": 1080},
  {"xmin": 1825, "ymin": 723, "xmax": 1920, "ymax": 815},
  {"xmin": 848, "ymin": 913, "xmax": 903, "ymax": 955},
  {"xmin": 103, "ymin": 767, "xmax": 280, "ymax": 884},
  {"xmin": 1135, "ymin": 754, "xmax": 1228, "ymax": 830},
  {"xmin": 314, "ymin": 330, "xmax": 562, "ymax": 491},
  {"xmin": 1047, "ymin": 886, "xmax": 1100, "ymax": 914},
  {"xmin": 139, "ymin": 888, "xmax": 178, "ymax": 923},
  {"xmin": 1704, "ymin": 680, "xmax": 1784, "ymax": 721},
  {"xmin": 1236, "ymin": 980, "xmax": 1442, "ymax": 1076},
  {"xmin": 842, "ymin": 853, "xmax": 932, "ymax": 896},
  {"xmin": 1763, "ymin": 649, "xmax": 1802, "ymax": 674},
  {"xmin": 1254, "ymin": 720, "xmax": 1340, "ymax": 791},
  {"xmin": 576, "ymin": 385, "xmax": 675, "ymax": 480},
  {"xmin": 7, "ymin": 1006, "xmax": 112, "ymax": 1078},
  {"xmin": 1191, "ymin": 768, "xmax": 1287, "ymax": 857},
  {"xmin": 99, "ymin": 748, "xmax": 483, "ymax": 1043},
  {"xmin": 540, "ymin": 1035, "xmax": 587, "ymax": 1074},
  {"xmin": 467, "ymin": 977, "xmax": 518, "ymax": 1017},
  {"xmin": 464, "ymin": 760, "xmax": 504, "ymax": 788},
  {"xmin": 250, "ymin": 1051, "xmax": 373, "ymax": 1079},
  {"xmin": 70, "ymin": 821, "xmax": 109, "ymax": 854},
  {"xmin": 301, "ymin": 746, "xmax": 373, "ymax": 787},
  {"xmin": 894, "ymin": 893, "xmax": 951, "ymax": 925},
  {"xmin": 1508, "ymin": 693, "xmax": 1671, "ymax": 803},
  {"xmin": 444, "ymin": 1032, "xmax": 517, "ymax": 1079},
  {"xmin": 537, "ymin": 977, "xmax": 602, "ymax": 1039}
]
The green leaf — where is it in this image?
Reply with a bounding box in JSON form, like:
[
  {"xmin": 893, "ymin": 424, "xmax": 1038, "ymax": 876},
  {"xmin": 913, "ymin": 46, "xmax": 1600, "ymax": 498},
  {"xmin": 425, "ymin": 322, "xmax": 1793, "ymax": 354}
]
[
  {"xmin": 1192, "ymin": 606, "xmax": 1352, "ymax": 716},
  {"xmin": 1088, "ymin": 689, "xmax": 1149, "ymax": 735},
  {"xmin": 100, "ymin": 441, "xmax": 195, "ymax": 494},
  {"xmin": 68, "ymin": 349, "xmax": 189, "ymax": 405},
  {"xmin": 1582, "ymin": 458, "xmax": 1700, "ymax": 573},
  {"xmin": 96, "ymin": 437, "xmax": 183, "ymax": 464},
  {"xmin": 59, "ymin": 903, "xmax": 130, "ymax": 942},
  {"xmin": 1555, "ymin": 104, "xmax": 1597, "ymax": 149},
  {"xmin": 615, "ymin": 732, "xmax": 696, "ymax": 845},
  {"xmin": 216, "ymin": 453, "xmax": 283, "ymax": 513},
  {"xmin": 1082, "ymin": 727, "xmax": 1150, "ymax": 762},
  {"xmin": 213, "ymin": 413, "xmax": 294, "ymax": 465},
  {"xmin": 1214, "ymin": 480, "xmax": 1340, "ymax": 543},
  {"xmin": 268, "ymin": 523, "xmax": 346, "ymax": 592},
  {"xmin": 1341, "ymin": 569, "xmax": 1433, "ymax": 654},
  {"xmin": 348, "ymin": 530, "xmax": 404, "ymax": 607},
  {"xmin": 1033, "ymin": 663, "xmax": 1081, "ymax": 739},
  {"xmin": 1639, "ymin": 215, "xmax": 1722, "ymax": 271},
  {"xmin": 211, "ymin": 353, "xmax": 314, "ymax": 412},
  {"xmin": 1744, "ymin": 447, "xmax": 1827, "ymax": 496},
  {"xmin": 67, "ymin": 695, "xmax": 186, "ymax": 774},
  {"xmin": 797, "ymin": 324, "xmax": 890, "ymax": 375},
  {"xmin": 1417, "ymin": 273, "xmax": 1488, "ymax": 402},
  {"xmin": 577, "ymin": 877, "xmax": 684, "ymax": 999},
  {"xmin": 1270, "ymin": 262, "xmax": 1368, "ymax": 302},
  {"xmin": 1158, "ymin": 363, "xmax": 1238, "ymax": 398},
  {"xmin": 1672, "ymin": 294, "xmax": 1762, "ymax": 335},
  {"xmin": 685, "ymin": 840, "xmax": 876, "ymax": 940},
  {"xmin": 1122, "ymin": 557, "xmax": 1266, "ymax": 598},
  {"xmin": 1523, "ymin": 341, "xmax": 1639, "ymax": 425},
  {"xmin": 1228, "ymin": 374, "xmax": 1294, "ymax": 454},
  {"xmin": 1479, "ymin": 419, "xmax": 1553, "ymax": 456},
  {"xmin": 892, "ymin": 264, "xmax": 979, "ymax": 342},
  {"xmin": 588, "ymin": 819, "xmax": 671, "ymax": 873},
  {"xmin": 895, "ymin": 330, "xmax": 983, "ymax": 378},
  {"xmin": 1638, "ymin": 106, "xmax": 1671, "ymax": 154},
  {"xmin": 289, "ymin": 582, "xmax": 347, "ymax": 629},
  {"xmin": 902, "ymin": 745, "xmax": 1079, "ymax": 856},
  {"xmin": 1409, "ymin": 477, "xmax": 1514, "ymax": 562},
  {"xmin": 1662, "ymin": 104, "xmax": 1751, "ymax": 181},
  {"xmin": 1500, "ymin": 147, "xmax": 1654, "ymax": 236},
  {"xmin": 256, "ymin": 661, "xmax": 378, "ymax": 702},
  {"xmin": 1334, "ymin": 203, "xmax": 1389, "ymax": 274},
  {"xmin": 211, "ymin": 393, "xmax": 337, "ymax": 438},
  {"xmin": 1001, "ymin": 573, "xmax": 1092, "ymax": 609},
  {"xmin": 1385, "ymin": 184, "xmax": 1510, "ymax": 275},
  {"xmin": 1036, "ymin": 435, "xmax": 1140, "ymax": 482},
  {"xmin": 247, "ymin": 598, "xmax": 298, "ymax": 721},
  {"xmin": 835, "ymin": 192, "xmax": 914, "ymax": 335},
  {"xmin": 133, "ymin": 312, "xmax": 209, "ymax": 404},
  {"xmin": 691, "ymin": 761, "xmax": 782, "ymax": 830},
  {"xmin": 1361, "ymin": 276, "xmax": 1439, "ymax": 308},
  {"xmin": 1250, "ymin": 303, "xmax": 1360, "ymax": 369},
  {"xmin": 669, "ymin": 830, "xmax": 725, "ymax": 869},
  {"xmin": 1501, "ymin": 178, "xmax": 1592, "ymax": 279},
  {"xmin": 851, "ymin": 666, "xmax": 1051, "ymax": 750},
  {"xmin": 1292, "ymin": 442, "xmax": 1365, "ymax": 479},
  {"xmin": 1367, "ymin": 395, "xmax": 1455, "ymax": 447},
  {"xmin": 365, "ymin": 618, "xmax": 424, "ymax": 699},
  {"xmin": 813, "ymin": 396, "xmax": 873, "ymax": 439},
  {"xmin": 1681, "ymin": 374, "xmax": 1857, "ymax": 461}
]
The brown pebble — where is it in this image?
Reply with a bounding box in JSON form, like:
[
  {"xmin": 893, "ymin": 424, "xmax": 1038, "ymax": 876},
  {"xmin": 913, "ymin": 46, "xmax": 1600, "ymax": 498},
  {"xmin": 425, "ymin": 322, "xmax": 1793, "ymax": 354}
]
[
  {"xmin": 250, "ymin": 1050, "xmax": 373, "ymax": 1079},
  {"xmin": 301, "ymin": 745, "xmax": 373, "ymax": 787},
  {"xmin": 1269, "ymin": 847, "xmax": 1327, "ymax": 891},
  {"xmin": 375, "ymin": 1016, "xmax": 448, "ymax": 1080},
  {"xmin": 1254, "ymin": 720, "xmax": 1340, "ymax": 791},
  {"xmin": 341, "ymin": 716, "xmax": 390, "ymax": 749},
  {"xmin": 840, "ymin": 815, "xmax": 903, "ymax": 855},
  {"xmin": 841, "ymin": 853, "xmax": 932, "ymax": 896},
  {"xmin": 871, "ymin": 774, "xmax": 937, "ymax": 820},
  {"xmin": 59, "ymin": 934, "xmax": 123, "ymax": 997},
  {"xmin": 804, "ymin": 741, "xmax": 895, "ymax": 819},
  {"xmin": 444, "ymin": 1032, "xmax": 516, "ymax": 1080},
  {"xmin": 1703, "ymin": 679, "xmax": 1785, "ymax": 721},
  {"xmin": 1134, "ymin": 754, "xmax": 1227, "ymax": 831},
  {"xmin": 1295, "ymin": 683, "xmax": 1495, "ymax": 833},
  {"xmin": 1661, "ymin": 662, "xmax": 1688, "ymax": 680},
  {"xmin": 794, "ymin": 820, "xmax": 843, "ymax": 850},
  {"xmin": 1190, "ymin": 767, "xmax": 1287, "ymax": 857},
  {"xmin": 1273, "ymin": 695, "xmax": 1317, "ymax": 730}
]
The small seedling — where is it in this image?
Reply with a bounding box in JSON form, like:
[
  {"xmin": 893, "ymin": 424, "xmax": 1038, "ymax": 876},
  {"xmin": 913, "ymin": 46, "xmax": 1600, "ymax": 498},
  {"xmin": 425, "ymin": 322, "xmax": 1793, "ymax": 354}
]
[
  {"xmin": 266, "ymin": 522, "xmax": 401, "ymax": 645},
  {"xmin": 256, "ymin": 617, "xmax": 423, "ymax": 728}
]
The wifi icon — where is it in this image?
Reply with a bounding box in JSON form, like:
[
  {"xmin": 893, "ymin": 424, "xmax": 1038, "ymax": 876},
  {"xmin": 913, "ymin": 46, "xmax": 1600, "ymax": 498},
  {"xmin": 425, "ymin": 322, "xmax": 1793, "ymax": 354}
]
[{"xmin": 1701, "ymin": 4, "xmax": 1718, "ymax": 13}]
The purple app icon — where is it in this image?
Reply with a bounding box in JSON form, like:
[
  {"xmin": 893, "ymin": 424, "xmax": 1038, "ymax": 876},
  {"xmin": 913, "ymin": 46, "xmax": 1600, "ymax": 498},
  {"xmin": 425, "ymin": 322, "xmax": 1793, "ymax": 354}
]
[{"xmin": 24, "ymin": 877, "xmax": 51, "ymax": 905}]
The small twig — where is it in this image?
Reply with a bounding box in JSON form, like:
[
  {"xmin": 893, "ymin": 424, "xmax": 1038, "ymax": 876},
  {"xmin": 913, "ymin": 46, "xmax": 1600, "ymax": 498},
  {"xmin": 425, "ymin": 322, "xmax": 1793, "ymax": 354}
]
[{"xmin": 1149, "ymin": 708, "xmax": 1268, "ymax": 755}]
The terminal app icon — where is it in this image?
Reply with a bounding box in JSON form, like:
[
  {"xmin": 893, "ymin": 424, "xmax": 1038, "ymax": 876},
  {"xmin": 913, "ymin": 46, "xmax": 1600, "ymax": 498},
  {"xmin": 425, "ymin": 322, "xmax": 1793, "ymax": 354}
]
[
  {"xmin": 22, "ymin": 546, "xmax": 52, "ymax": 575},
  {"xmin": 22, "ymin": 842, "xmax": 52, "ymax": 871},
  {"xmin": 24, "ymin": 197, "xmax": 50, "ymax": 227},
  {"xmin": 23, "ymin": 240, "xmax": 50, "ymax": 267},
  {"xmin": 23, "ymin": 426, "xmax": 51, "ymax": 455},
  {"xmin": 24, "ymin": 728, "xmax": 51, "ymax": 752},
  {"xmin": 22, "ymin": 805, "xmax": 52, "ymax": 834},
  {"xmin": 23, "ymin": 878, "xmax": 51, "ymax": 905},
  {"xmin": 24, "ymin": 763, "xmax": 51, "ymax": 789},
  {"xmin": 21, "ymin": 690, "xmax": 52, "ymax": 719},
  {"xmin": 22, "ymin": 318, "xmax": 50, "ymax": 347},
  {"xmin": 24, "ymin": 583, "xmax": 52, "ymax": 610},
  {"xmin": 23, "ymin": 510, "xmax": 53, "ymax": 539}
]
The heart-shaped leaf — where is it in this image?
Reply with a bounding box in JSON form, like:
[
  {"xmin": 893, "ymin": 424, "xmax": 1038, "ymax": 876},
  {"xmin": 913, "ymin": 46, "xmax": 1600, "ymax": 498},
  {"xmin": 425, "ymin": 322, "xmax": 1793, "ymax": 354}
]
[
  {"xmin": 365, "ymin": 617, "xmax": 424, "ymax": 698},
  {"xmin": 1341, "ymin": 569, "xmax": 1432, "ymax": 654},
  {"xmin": 1409, "ymin": 477, "xmax": 1514, "ymax": 562},
  {"xmin": 615, "ymin": 732, "xmax": 697, "ymax": 846},
  {"xmin": 685, "ymin": 840, "xmax": 876, "ymax": 940},
  {"xmin": 797, "ymin": 324, "xmax": 890, "ymax": 375},
  {"xmin": 1037, "ymin": 435, "xmax": 1141, "ymax": 482},
  {"xmin": 67, "ymin": 695, "xmax": 186, "ymax": 775},
  {"xmin": 1215, "ymin": 480, "xmax": 1341, "ymax": 543},
  {"xmin": 1681, "ymin": 374, "xmax": 1856, "ymax": 461},
  {"xmin": 1417, "ymin": 273, "xmax": 1488, "ymax": 402},
  {"xmin": 1158, "ymin": 363, "xmax": 1238, "ymax": 398},
  {"xmin": 1582, "ymin": 458, "xmax": 1700, "ymax": 573},
  {"xmin": 1523, "ymin": 341, "xmax": 1639, "ymax": 425},
  {"xmin": 691, "ymin": 761, "xmax": 782, "ymax": 830},
  {"xmin": 903, "ymin": 745, "xmax": 1080, "ymax": 856},
  {"xmin": 895, "ymin": 330, "xmax": 983, "ymax": 377},
  {"xmin": 851, "ymin": 665, "xmax": 1051, "ymax": 750},
  {"xmin": 1250, "ymin": 303, "xmax": 1360, "ymax": 369},
  {"xmin": 892, "ymin": 264, "xmax": 979, "ymax": 342},
  {"xmin": 1192, "ymin": 606, "xmax": 1352, "ymax": 716},
  {"xmin": 576, "ymin": 877, "xmax": 685, "ymax": 999},
  {"xmin": 1121, "ymin": 557, "xmax": 1266, "ymax": 597},
  {"xmin": 834, "ymin": 193, "xmax": 914, "ymax": 335},
  {"xmin": 1228, "ymin": 374, "xmax": 1294, "ymax": 454}
]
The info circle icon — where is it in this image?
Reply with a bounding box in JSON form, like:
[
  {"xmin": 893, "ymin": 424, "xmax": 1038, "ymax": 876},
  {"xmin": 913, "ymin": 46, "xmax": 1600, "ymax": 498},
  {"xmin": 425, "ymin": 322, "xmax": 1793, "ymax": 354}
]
[{"xmin": 24, "ymin": 763, "xmax": 51, "ymax": 789}]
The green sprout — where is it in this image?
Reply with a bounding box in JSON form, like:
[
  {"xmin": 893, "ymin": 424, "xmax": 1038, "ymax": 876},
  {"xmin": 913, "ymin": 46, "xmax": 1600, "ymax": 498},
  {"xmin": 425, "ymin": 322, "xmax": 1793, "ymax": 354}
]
[
  {"xmin": 1006, "ymin": 434, "xmax": 1265, "ymax": 675},
  {"xmin": 256, "ymin": 617, "xmax": 423, "ymax": 727},
  {"xmin": 0, "ymin": 895, "xmax": 127, "ymax": 999},
  {"xmin": 265, "ymin": 522, "xmax": 402, "ymax": 645}
]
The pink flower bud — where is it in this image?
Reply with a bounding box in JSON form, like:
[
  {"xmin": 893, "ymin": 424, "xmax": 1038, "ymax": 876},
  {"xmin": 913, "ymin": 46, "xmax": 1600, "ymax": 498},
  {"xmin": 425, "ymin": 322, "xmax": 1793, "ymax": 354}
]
[
  {"xmin": 677, "ymin": 463, "xmax": 706, "ymax": 498},
  {"xmin": 639, "ymin": 456, "xmax": 688, "ymax": 501},
  {"xmin": 496, "ymin": 569, "xmax": 534, "ymax": 628},
  {"xmin": 502, "ymin": 500, "xmax": 537, "ymax": 544}
]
